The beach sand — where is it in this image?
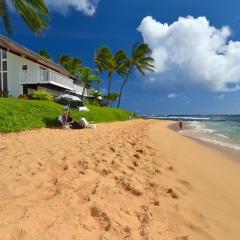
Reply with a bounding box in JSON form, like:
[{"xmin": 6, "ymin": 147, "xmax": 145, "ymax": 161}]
[{"xmin": 0, "ymin": 120, "xmax": 240, "ymax": 239}]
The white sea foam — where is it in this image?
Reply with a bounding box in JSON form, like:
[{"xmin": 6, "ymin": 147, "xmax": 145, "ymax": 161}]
[{"xmin": 181, "ymin": 121, "xmax": 240, "ymax": 151}]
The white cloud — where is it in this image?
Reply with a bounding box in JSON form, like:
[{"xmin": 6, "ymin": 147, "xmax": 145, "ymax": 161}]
[
  {"xmin": 46, "ymin": 0, "xmax": 99, "ymax": 15},
  {"xmin": 168, "ymin": 93, "xmax": 177, "ymax": 98},
  {"xmin": 138, "ymin": 16, "xmax": 240, "ymax": 92},
  {"xmin": 218, "ymin": 94, "xmax": 225, "ymax": 99}
]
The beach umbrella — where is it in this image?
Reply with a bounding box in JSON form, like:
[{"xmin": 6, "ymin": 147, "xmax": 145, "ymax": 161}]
[
  {"xmin": 55, "ymin": 94, "xmax": 82, "ymax": 102},
  {"xmin": 55, "ymin": 94, "xmax": 89, "ymax": 112}
]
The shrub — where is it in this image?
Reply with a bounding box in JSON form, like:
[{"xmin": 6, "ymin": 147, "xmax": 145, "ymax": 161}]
[
  {"xmin": 0, "ymin": 90, "xmax": 9, "ymax": 98},
  {"xmin": 31, "ymin": 91, "xmax": 53, "ymax": 101},
  {"xmin": 18, "ymin": 94, "xmax": 30, "ymax": 99}
]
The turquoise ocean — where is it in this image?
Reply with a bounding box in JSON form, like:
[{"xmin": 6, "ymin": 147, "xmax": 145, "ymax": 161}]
[{"xmin": 149, "ymin": 115, "xmax": 240, "ymax": 151}]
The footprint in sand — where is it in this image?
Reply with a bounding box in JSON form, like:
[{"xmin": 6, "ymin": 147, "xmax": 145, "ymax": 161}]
[
  {"xmin": 90, "ymin": 207, "xmax": 111, "ymax": 231},
  {"xmin": 136, "ymin": 149, "xmax": 144, "ymax": 154},
  {"xmin": 62, "ymin": 165, "xmax": 68, "ymax": 171},
  {"xmin": 109, "ymin": 147, "xmax": 115, "ymax": 152},
  {"xmin": 178, "ymin": 179, "xmax": 192, "ymax": 190},
  {"xmin": 133, "ymin": 161, "xmax": 139, "ymax": 167},
  {"xmin": 123, "ymin": 226, "xmax": 132, "ymax": 238},
  {"xmin": 133, "ymin": 154, "xmax": 140, "ymax": 159},
  {"xmin": 115, "ymin": 176, "xmax": 142, "ymax": 196},
  {"xmin": 167, "ymin": 188, "xmax": 179, "ymax": 199},
  {"xmin": 176, "ymin": 236, "xmax": 189, "ymax": 240},
  {"xmin": 136, "ymin": 206, "xmax": 152, "ymax": 239}
]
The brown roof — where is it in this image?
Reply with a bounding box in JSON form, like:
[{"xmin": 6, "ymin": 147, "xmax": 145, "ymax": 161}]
[{"xmin": 0, "ymin": 35, "xmax": 70, "ymax": 77}]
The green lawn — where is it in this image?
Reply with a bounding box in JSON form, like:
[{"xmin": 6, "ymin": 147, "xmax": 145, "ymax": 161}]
[{"xmin": 0, "ymin": 98, "xmax": 133, "ymax": 133}]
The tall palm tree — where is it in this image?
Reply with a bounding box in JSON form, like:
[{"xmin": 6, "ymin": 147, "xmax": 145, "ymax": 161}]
[
  {"xmin": 0, "ymin": 0, "xmax": 49, "ymax": 35},
  {"xmin": 58, "ymin": 54, "xmax": 82, "ymax": 78},
  {"xmin": 79, "ymin": 67, "xmax": 102, "ymax": 100},
  {"xmin": 117, "ymin": 42, "xmax": 155, "ymax": 108},
  {"xmin": 94, "ymin": 46, "xmax": 116, "ymax": 105}
]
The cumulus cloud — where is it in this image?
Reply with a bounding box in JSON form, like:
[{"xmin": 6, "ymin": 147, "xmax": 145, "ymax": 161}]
[
  {"xmin": 138, "ymin": 16, "xmax": 240, "ymax": 92},
  {"xmin": 46, "ymin": 0, "xmax": 99, "ymax": 15},
  {"xmin": 168, "ymin": 93, "xmax": 177, "ymax": 98}
]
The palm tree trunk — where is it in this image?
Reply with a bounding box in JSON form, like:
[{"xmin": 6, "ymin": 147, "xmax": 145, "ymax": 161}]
[
  {"xmin": 117, "ymin": 69, "xmax": 132, "ymax": 108},
  {"xmin": 81, "ymin": 85, "xmax": 86, "ymax": 101},
  {"xmin": 106, "ymin": 72, "xmax": 112, "ymax": 106}
]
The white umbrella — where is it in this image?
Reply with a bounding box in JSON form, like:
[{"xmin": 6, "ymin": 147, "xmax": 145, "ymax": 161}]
[
  {"xmin": 55, "ymin": 94, "xmax": 81, "ymax": 102},
  {"xmin": 55, "ymin": 94, "xmax": 89, "ymax": 113}
]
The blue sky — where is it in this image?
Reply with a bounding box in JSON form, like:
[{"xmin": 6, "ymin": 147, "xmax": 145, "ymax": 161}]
[{"xmin": 3, "ymin": 0, "xmax": 240, "ymax": 115}]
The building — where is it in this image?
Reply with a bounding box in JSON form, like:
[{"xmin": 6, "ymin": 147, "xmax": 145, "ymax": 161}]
[{"xmin": 0, "ymin": 35, "xmax": 90, "ymax": 98}]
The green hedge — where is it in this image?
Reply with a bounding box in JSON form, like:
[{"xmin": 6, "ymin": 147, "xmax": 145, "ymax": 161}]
[
  {"xmin": 0, "ymin": 98, "xmax": 132, "ymax": 133},
  {"xmin": 31, "ymin": 91, "xmax": 54, "ymax": 101}
]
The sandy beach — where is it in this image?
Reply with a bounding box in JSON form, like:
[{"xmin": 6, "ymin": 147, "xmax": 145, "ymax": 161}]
[{"xmin": 0, "ymin": 120, "xmax": 240, "ymax": 240}]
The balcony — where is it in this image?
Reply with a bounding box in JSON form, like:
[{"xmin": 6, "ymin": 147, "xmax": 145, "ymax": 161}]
[
  {"xmin": 20, "ymin": 69, "xmax": 74, "ymax": 90},
  {"xmin": 19, "ymin": 69, "xmax": 91, "ymax": 97}
]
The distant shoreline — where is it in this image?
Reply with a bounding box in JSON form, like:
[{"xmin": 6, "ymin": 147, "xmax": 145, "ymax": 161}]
[{"xmin": 168, "ymin": 121, "xmax": 240, "ymax": 161}]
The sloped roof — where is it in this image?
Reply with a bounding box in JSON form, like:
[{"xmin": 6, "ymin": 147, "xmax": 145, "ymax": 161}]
[{"xmin": 0, "ymin": 35, "xmax": 70, "ymax": 77}]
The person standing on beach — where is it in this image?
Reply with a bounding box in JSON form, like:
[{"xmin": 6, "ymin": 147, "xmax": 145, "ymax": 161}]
[{"xmin": 178, "ymin": 118, "xmax": 183, "ymax": 130}]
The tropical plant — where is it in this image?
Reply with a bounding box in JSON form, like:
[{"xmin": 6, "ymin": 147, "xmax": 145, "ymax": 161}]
[
  {"xmin": 58, "ymin": 54, "xmax": 82, "ymax": 77},
  {"xmin": 104, "ymin": 92, "xmax": 120, "ymax": 108},
  {"xmin": 79, "ymin": 67, "xmax": 102, "ymax": 100},
  {"xmin": 0, "ymin": 0, "xmax": 49, "ymax": 35},
  {"xmin": 91, "ymin": 89, "xmax": 103, "ymax": 102},
  {"xmin": 94, "ymin": 46, "xmax": 116, "ymax": 104},
  {"xmin": 39, "ymin": 49, "xmax": 51, "ymax": 60},
  {"xmin": 117, "ymin": 42, "xmax": 155, "ymax": 108}
]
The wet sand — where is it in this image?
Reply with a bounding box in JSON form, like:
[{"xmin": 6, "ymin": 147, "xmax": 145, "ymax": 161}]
[{"xmin": 0, "ymin": 120, "xmax": 240, "ymax": 239}]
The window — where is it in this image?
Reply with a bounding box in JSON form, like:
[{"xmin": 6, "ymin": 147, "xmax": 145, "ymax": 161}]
[
  {"xmin": 22, "ymin": 65, "xmax": 27, "ymax": 71},
  {"xmin": 2, "ymin": 61, "xmax": 7, "ymax": 71},
  {"xmin": 0, "ymin": 49, "xmax": 8, "ymax": 91},
  {"xmin": 2, "ymin": 50, "xmax": 7, "ymax": 59},
  {"xmin": 3, "ymin": 72, "xmax": 7, "ymax": 91}
]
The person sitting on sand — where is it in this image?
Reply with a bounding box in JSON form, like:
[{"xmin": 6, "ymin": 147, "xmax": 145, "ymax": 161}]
[
  {"xmin": 62, "ymin": 112, "xmax": 73, "ymax": 125},
  {"xmin": 178, "ymin": 118, "xmax": 183, "ymax": 130}
]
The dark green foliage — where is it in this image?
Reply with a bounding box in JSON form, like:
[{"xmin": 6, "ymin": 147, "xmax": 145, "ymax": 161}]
[
  {"xmin": 0, "ymin": 90, "xmax": 9, "ymax": 98},
  {"xmin": 0, "ymin": 0, "xmax": 49, "ymax": 35},
  {"xmin": 39, "ymin": 49, "xmax": 51, "ymax": 59},
  {"xmin": 0, "ymin": 98, "xmax": 132, "ymax": 133},
  {"xmin": 58, "ymin": 54, "xmax": 82, "ymax": 77}
]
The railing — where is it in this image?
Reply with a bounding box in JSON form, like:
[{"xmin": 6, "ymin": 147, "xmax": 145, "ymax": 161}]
[
  {"xmin": 20, "ymin": 69, "xmax": 74, "ymax": 90},
  {"xmin": 20, "ymin": 69, "xmax": 93, "ymax": 97}
]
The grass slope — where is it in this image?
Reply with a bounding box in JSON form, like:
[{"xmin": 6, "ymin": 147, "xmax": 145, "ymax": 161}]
[{"xmin": 0, "ymin": 98, "xmax": 132, "ymax": 133}]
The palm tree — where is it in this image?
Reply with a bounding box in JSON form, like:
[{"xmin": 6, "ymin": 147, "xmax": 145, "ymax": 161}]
[
  {"xmin": 0, "ymin": 0, "xmax": 49, "ymax": 35},
  {"xmin": 91, "ymin": 89, "xmax": 103, "ymax": 104},
  {"xmin": 104, "ymin": 92, "xmax": 120, "ymax": 108},
  {"xmin": 117, "ymin": 42, "xmax": 155, "ymax": 108},
  {"xmin": 39, "ymin": 49, "xmax": 51, "ymax": 60},
  {"xmin": 79, "ymin": 67, "xmax": 102, "ymax": 100},
  {"xmin": 58, "ymin": 54, "xmax": 82, "ymax": 77},
  {"xmin": 94, "ymin": 46, "xmax": 116, "ymax": 105}
]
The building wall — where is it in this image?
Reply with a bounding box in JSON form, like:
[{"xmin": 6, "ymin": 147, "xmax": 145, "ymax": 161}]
[
  {"xmin": 7, "ymin": 51, "xmax": 40, "ymax": 96},
  {"xmin": 7, "ymin": 51, "xmax": 92, "ymax": 98}
]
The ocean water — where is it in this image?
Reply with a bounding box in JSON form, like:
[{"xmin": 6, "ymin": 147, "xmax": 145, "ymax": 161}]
[{"xmin": 149, "ymin": 115, "xmax": 240, "ymax": 151}]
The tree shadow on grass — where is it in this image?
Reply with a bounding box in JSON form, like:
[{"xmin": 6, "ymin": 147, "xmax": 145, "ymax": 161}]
[{"xmin": 43, "ymin": 117, "xmax": 62, "ymax": 129}]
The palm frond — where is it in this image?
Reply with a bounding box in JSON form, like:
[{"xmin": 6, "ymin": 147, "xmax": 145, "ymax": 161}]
[
  {"xmin": 12, "ymin": 0, "xmax": 49, "ymax": 34},
  {"xmin": 0, "ymin": 1, "xmax": 13, "ymax": 34}
]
